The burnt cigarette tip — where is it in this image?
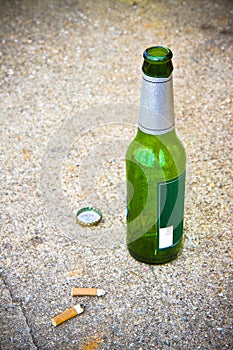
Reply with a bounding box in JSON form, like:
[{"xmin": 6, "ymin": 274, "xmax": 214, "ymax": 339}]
[
  {"xmin": 74, "ymin": 303, "xmax": 85, "ymax": 314},
  {"xmin": 97, "ymin": 289, "xmax": 106, "ymax": 297}
]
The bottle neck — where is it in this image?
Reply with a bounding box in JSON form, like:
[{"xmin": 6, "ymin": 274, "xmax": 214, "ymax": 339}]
[{"xmin": 138, "ymin": 72, "xmax": 175, "ymax": 136}]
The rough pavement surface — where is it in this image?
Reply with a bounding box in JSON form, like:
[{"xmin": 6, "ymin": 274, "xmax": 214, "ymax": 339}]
[{"xmin": 0, "ymin": 0, "xmax": 232, "ymax": 349}]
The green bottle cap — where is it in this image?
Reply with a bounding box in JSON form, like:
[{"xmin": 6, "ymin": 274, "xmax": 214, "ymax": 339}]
[{"xmin": 76, "ymin": 207, "xmax": 102, "ymax": 226}]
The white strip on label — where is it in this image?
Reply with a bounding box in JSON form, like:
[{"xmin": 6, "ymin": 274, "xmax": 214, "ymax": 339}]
[{"xmin": 159, "ymin": 226, "xmax": 173, "ymax": 249}]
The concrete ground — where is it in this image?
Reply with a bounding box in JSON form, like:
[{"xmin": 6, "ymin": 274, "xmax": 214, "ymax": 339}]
[{"xmin": 0, "ymin": 0, "xmax": 232, "ymax": 349}]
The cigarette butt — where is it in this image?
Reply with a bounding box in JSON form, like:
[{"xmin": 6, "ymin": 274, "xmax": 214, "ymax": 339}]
[
  {"xmin": 51, "ymin": 303, "xmax": 85, "ymax": 327},
  {"xmin": 71, "ymin": 287, "xmax": 106, "ymax": 297}
]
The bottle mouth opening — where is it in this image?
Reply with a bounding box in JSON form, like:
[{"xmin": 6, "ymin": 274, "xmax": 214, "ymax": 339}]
[{"xmin": 143, "ymin": 46, "xmax": 173, "ymax": 63}]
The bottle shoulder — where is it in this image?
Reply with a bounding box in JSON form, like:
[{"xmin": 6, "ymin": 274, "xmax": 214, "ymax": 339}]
[
  {"xmin": 126, "ymin": 129, "xmax": 186, "ymax": 177},
  {"xmin": 127, "ymin": 129, "xmax": 185, "ymax": 155}
]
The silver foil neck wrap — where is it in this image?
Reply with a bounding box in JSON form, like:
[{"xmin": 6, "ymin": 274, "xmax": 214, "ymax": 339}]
[{"xmin": 138, "ymin": 73, "xmax": 175, "ymax": 135}]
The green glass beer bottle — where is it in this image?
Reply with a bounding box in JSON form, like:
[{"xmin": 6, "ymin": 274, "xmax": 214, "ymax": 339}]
[{"xmin": 126, "ymin": 46, "xmax": 186, "ymax": 264}]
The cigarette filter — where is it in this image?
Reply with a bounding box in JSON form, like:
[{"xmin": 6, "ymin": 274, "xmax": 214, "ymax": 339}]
[
  {"xmin": 51, "ymin": 303, "xmax": 85, "ymax": 327},
  {"xmin": 71, "ymin": 287, "xmax": 106, "ymax": 297}
]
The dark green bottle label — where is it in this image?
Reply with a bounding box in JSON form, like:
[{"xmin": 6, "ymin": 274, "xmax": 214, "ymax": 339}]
[{"xmin": 157, "ymin": 172, "xmax": 185, "ymax": 251}]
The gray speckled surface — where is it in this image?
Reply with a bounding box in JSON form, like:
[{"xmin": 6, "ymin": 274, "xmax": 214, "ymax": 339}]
[{"xmin": 0, "ymin": 0, "xmax": 232, "ymax": 349}]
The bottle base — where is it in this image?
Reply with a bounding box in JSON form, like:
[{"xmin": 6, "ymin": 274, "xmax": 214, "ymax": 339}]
[{"xmin": 127, "ymin": 246, "xmax": 180, "ymax": 265}]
